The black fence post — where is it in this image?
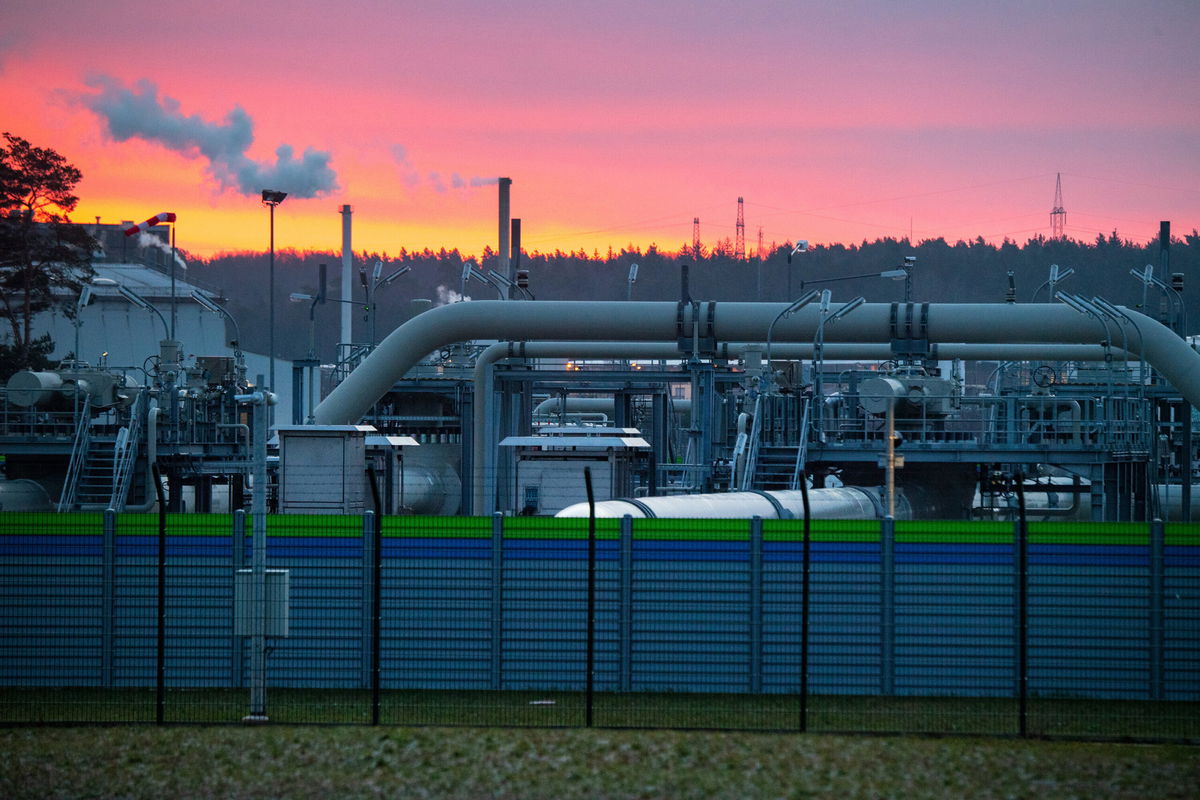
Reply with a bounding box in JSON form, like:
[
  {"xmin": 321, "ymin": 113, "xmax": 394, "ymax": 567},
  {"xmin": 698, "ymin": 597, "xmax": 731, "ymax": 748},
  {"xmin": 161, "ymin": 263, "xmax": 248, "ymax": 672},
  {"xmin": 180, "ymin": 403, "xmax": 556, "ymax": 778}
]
[
  {"xmin": 1150, "ymin": 517, "xmax": 1165, "ymax": 701},
  {"xmin": 1014, "ymin": 471, "xmax": 1029, "ymax": 738},
  {"xmin": 584, "ymin": 467, "xmax": 596, "ymax": 728},
  {"xmin": 880, "ymin": 516, "xmax": 895, "ymax": 697},
  {"xmin": 799, "ymin": 468, "xmax": 811, "ymax": 733},
  {"xmin": 231, "ymin": 510, "xmax": 245, "ymax": 688},
  {"xmin": 365, "ymin": 466, "xmax": 383, "ymax": 726},
  {"xmin": 102, "ymin": 508, "xmax": 116, "ymax": 688},
  {"xmin": 749, "ymin": 517, "xmax": 763, "ymax": 694},
  {"xmin": 151, "ymin": 463, "xmax": 167, "ymax": 725}
]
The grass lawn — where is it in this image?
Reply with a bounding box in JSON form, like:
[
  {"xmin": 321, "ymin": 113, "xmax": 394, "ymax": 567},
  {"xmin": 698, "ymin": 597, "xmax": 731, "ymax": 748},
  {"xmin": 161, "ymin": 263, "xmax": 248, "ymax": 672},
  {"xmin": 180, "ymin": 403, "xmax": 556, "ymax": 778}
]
[
  {"xmin": 2, "ymin": 687, "xmax": 1198, "ymax": 741},
  {"xmin": 2, "ymin": 724, "xmax": 1198, "ymax": 799}
]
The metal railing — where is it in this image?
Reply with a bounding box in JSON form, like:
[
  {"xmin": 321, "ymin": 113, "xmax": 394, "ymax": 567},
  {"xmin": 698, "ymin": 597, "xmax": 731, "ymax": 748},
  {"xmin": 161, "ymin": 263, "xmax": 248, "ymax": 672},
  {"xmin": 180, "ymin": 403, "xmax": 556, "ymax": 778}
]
[
  {"xmin": 56, "ymin": 398, "xmax": 93, "ymax": 512},
  {"xmin": 109, "ymin": 394, "xmax": 144, "ymax": 511}
]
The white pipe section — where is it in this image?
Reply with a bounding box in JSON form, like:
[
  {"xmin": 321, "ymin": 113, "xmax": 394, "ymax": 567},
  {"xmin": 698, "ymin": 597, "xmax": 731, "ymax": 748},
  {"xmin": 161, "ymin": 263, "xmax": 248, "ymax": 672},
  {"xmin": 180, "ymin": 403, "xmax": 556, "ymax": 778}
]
[
  {"xmin": 316, "ymin": 301, "xmax": 1170, "ymax": 427},
  {"xmin": 556, "ymin": 486, "xmax": 900, "ymax": 519}
]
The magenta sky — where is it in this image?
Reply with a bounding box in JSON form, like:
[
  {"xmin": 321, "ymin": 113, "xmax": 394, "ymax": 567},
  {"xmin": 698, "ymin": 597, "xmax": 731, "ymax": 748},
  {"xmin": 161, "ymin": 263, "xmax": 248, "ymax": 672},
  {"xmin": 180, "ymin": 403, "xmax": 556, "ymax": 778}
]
[{"xmin": 3, "ymin": 0, "xmax": 1198, "ymax": 258}]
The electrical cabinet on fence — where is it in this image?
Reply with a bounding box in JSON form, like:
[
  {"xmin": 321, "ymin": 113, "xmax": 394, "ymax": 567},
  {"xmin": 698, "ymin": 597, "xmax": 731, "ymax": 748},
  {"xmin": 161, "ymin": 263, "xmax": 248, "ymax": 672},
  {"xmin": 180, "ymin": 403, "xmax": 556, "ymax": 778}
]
[{"xmin": 234, "ymin": 569, "xmax": 290, "ymax": 637}]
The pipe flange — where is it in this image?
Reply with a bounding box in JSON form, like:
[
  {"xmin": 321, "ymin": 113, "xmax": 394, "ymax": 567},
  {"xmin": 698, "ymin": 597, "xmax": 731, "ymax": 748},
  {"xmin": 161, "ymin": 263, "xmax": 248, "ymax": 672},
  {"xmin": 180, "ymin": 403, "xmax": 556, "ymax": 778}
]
[{"xmin": 747, "ymin": 489, "xmax": 792, "ymax": 520}]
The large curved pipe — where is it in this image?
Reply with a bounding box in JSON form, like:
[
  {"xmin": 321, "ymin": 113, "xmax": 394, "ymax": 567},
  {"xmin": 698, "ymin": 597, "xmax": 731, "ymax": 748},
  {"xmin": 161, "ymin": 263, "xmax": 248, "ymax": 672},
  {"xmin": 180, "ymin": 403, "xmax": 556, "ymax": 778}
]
[
  {"xmin": 468, "ymin": 338, "xmax": 1123, "ymax": 513},
  {"xmin": 317, "ymin": 301, "xmax": 1173, "ymax": 426}
]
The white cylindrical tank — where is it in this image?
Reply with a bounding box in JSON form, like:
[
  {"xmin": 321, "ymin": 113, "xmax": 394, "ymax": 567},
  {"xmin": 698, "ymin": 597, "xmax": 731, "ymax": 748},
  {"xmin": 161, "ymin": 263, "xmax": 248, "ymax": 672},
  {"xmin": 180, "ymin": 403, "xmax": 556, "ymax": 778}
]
[
  {"xmin": 0, "ymin": 479, "xmax": 52, "ymax": 511},
  {"xmin": 6, "ymin": 371, "xmax": 65, "ymax": 407}
]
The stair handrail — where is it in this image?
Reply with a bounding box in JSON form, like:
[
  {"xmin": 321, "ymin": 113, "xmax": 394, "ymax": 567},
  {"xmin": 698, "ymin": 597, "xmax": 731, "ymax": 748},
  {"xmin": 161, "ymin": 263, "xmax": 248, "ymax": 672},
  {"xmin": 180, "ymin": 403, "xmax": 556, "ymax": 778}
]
[
  {"xmin": 738, "ymin": 392, "xmax": 764, "ymax": 491},
  {"xmin": 789, "ymin": 396, "xmax": 812, "ymax": 491},
  {"xmin": 110, "ymin": 393, "xmax": 144, "ymax": 511},
  {"xmin": 57, "ymin": 396, "xmax": 93, "ymax": 512}
]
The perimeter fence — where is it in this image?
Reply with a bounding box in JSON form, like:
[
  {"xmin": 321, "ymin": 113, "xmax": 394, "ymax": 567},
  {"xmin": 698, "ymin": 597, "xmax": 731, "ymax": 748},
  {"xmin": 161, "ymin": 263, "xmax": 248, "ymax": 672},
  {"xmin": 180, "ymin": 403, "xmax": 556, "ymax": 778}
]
[{"xmin": 1, "ymin": 510, "xmax": 1197, "ymax": 740}]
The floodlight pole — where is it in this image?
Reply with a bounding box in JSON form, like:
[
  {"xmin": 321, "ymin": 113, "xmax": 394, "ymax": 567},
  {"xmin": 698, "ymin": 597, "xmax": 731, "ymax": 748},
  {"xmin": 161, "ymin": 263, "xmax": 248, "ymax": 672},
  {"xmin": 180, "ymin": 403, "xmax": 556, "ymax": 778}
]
[{"xmin": 262, "ymin": 190, "xmax": 287, "ymax": 409}]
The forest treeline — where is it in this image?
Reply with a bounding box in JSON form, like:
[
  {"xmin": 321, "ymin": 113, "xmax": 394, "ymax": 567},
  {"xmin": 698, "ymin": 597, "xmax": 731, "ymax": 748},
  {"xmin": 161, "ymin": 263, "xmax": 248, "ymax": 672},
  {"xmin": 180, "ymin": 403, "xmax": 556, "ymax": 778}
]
[{"xmin": 189, "ymin": 231, "xmax": 1200, "ymax": 363}]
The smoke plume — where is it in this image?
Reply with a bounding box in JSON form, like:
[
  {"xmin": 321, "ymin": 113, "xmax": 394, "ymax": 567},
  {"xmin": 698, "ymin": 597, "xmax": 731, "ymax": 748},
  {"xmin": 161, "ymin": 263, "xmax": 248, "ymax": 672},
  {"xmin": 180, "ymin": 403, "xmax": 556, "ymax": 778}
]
[
  {"xmin": 390, "ymin": 144, "xmax": 497, "ymax": 194},
  {"xmin": 81, "ymin": 76, "xmax": 338, "ymax": 198}
]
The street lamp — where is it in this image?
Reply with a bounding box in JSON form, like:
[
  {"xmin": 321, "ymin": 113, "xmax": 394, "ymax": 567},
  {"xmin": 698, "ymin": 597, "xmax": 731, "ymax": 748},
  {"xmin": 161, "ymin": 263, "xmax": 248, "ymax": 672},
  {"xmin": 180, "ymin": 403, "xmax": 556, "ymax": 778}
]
[
  {"xmin": 261, "ymin": 189, "xmax": 287, "ymax": 396},
  {"xmin": 785, "ymin": 239, "xmax": 809, "ymax": 300},
  {"xmin": 812, "ymin": 295, "xmax": 866, "ymax": 439},
  {"xmin": 191, "ymin": 290, "xmax": 245, "ymax": 378},
  {"xmin": 359, "ymin": 260, "xmax": 411, "ymax": 348},
  {"xmin": 762, "ymin": 289, "xmax": 821, "ymax": 392},
  {"xmin": 798, "ymin": 267, "xmax": 908, "ymax": 296},
  {"xmin": 118, "ymin": 285, "xmax": 169, "ymax": 339},
  {"xmin": 1131, "ymin": 265, "xmax": 1187, "ymax": 335},
  {"xmin": 1031, "ymin": 264, "xmax": 1075, "ymax": 303},
  {"xmin": 627, "ymin": 263, "xmax": 639, "ymax": 301},
  {"xmin": 72, "ymin": 285, "xmax": 91, "ymax": 367}
]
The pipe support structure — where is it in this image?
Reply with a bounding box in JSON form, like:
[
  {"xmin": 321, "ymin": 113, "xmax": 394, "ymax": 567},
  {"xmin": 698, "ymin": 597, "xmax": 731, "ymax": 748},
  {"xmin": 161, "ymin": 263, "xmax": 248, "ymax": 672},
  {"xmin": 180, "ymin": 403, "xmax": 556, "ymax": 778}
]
[{"xmin": 465, "ymin": 338, "xmax": 1122, "ymax": 515}]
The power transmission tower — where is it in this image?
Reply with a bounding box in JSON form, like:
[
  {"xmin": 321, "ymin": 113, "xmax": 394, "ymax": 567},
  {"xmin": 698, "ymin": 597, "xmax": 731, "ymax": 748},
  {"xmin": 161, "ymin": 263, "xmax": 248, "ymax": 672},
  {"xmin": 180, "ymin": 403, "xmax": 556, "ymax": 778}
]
[
  {"xmin": 735, "ymin": 197, "xmax": 746, "ymax": 260},
  {"xmin": 692, "ymin": 217, "xmax": 701, "ymax": 259},
  {"xmin": 757, "ymin": 226, "xmax": 765, "ymax": 260},
  {"xmin": 1050, "ymin": 173, "xmax": 1066, "ymax": 240}
]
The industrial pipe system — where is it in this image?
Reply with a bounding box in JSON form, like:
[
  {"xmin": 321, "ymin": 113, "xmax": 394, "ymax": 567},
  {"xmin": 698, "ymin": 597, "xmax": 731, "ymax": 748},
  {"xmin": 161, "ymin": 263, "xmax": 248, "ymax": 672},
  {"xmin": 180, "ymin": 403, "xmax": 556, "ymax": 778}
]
[
  {"xmin": 315, "ymin": 301, "xmax": 1179, "ymax": 427},
  {"xmin": 467, "ymin": 339, "xmax": 1123, "ymax": 515}
]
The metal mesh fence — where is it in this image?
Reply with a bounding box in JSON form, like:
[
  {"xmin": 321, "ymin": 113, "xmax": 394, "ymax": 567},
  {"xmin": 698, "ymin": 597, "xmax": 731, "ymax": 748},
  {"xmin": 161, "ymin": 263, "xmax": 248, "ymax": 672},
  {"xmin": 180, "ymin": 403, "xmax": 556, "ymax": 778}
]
[{"xmin": 1, "ymin": 511, "xmax": 1197, "ymax": 739}]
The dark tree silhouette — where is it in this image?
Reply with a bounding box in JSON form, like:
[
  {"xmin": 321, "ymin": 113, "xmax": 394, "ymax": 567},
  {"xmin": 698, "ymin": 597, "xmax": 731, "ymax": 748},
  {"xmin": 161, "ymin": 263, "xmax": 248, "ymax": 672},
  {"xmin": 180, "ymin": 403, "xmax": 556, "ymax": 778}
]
[{"xmin": 0, "ymin": 133, "xmax": 96, "ymax": 377}]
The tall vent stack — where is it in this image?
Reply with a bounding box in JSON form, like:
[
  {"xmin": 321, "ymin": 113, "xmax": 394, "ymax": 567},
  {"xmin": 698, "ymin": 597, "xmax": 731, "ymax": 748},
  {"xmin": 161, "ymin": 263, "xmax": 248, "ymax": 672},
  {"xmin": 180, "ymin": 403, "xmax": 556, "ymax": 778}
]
[
  {"xmin": 498, "ymin": 178, "xmax": 512, "ymax": 283},
  {"xmin": 341, "ymin": 205, "xmax": 353, "ymax": 348}
]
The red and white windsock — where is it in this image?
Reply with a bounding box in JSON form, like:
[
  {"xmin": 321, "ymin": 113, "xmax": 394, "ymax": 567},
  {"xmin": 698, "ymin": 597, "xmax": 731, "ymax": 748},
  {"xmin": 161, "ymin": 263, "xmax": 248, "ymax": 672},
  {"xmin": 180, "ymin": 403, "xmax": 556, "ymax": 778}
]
[{"xmin": 123, "ymin": 212, "xmax": 177, "ymax": 237}]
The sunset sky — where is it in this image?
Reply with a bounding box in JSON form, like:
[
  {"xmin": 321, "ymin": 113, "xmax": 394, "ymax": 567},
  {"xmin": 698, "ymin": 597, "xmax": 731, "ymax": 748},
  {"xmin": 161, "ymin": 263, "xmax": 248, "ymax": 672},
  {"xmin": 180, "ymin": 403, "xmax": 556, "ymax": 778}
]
[{"xmin": 3, "ymin": 0, "xmax": 1198, "ymax": 259}]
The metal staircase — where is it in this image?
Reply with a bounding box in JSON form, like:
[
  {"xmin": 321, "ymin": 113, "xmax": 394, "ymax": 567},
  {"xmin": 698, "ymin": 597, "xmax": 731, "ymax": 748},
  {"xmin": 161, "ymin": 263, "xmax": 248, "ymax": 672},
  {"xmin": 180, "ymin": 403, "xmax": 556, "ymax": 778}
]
[{"xmin": 73, "ymin": 434, "xmax": 120, "ymax": 510}]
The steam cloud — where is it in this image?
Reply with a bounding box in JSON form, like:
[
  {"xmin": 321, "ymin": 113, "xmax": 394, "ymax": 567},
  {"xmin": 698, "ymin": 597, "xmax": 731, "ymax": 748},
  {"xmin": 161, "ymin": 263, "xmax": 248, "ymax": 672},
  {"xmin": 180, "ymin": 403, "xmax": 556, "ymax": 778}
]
[
  {"xmin": 435, "ymin": 285, "xmax": 470, "ymax": 305},
  {"xmin": 137, "ymin": 231, "xmax": 188, "ymax": 271},
  {"xmin": 391, "ymin": 145, "xmax": 497, "ymax": 194},
  {"xmin": 81, "ymin": 76, "xmax": 338, "ymax": 198}
]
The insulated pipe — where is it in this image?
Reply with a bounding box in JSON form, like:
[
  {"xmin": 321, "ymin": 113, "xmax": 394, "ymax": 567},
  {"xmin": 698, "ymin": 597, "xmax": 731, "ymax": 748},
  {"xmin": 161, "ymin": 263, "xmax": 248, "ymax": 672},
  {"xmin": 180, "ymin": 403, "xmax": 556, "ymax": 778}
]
[
  {"xmin": 466, "ymin": 338, "xmax": 1122, "ymax": 514},
  {"xmin": 316, "ymin": 301, "xmax": 1168, "ymax": 427},
  {"xmin": 555, "ymin": 486, "xmax": 903, "ymax": 520}
]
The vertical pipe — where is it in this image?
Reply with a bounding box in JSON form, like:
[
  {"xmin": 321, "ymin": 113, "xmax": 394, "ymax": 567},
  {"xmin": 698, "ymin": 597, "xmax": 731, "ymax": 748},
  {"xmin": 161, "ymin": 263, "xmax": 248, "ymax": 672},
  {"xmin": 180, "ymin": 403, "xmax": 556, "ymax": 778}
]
[
  {"xmin": 152, "ymin": 463, "xmax": 167, "ymax": 725},
  {"xmin": 584, "ymin": 466, "xmax": 596, "ymax": 727},
  {"xmin": 341, "ymin": 205, "xmax": 353, "ymax": 350},
  {"xmin": 886, "ymin": 400, "xmax": 897, "ymax": 518},
  {"xmin": 498, "ymin": 178, "xmax": 512, "ymax": 283},
  {"xmin": 248, "ymin": 395, "xmax": 268, "ymax": 720},
  {"xmin": 1014, "ymin": 472, "xmax": 1029, "ymax": 737},
  {"xmin": 169, "ymin": 225, "xmax": 177, "ymax": 340}
]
